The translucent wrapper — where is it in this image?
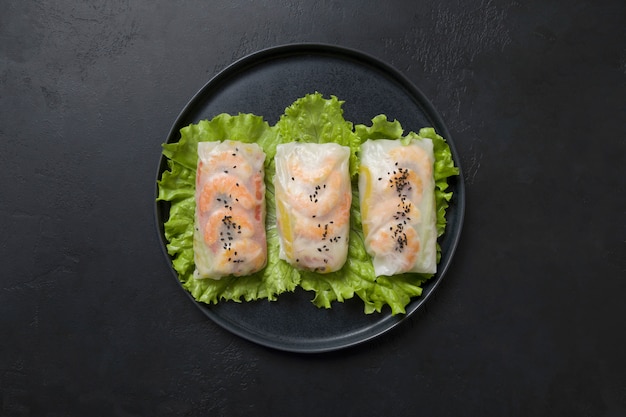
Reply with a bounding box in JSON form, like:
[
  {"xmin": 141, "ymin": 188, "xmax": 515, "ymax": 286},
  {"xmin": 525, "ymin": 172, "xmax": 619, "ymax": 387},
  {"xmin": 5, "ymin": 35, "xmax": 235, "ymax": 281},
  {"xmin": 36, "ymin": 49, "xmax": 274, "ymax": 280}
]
[
  {"xmin": 193, "ymin": 140, "xmax": 267, "ymax": 279},
  {"xmin": 359, "ymin": 139, "xmax": 437, "ymax": 276},
  {"xmin": 274, "ymin": 142, "xmax": 351, "ymax": 273}
]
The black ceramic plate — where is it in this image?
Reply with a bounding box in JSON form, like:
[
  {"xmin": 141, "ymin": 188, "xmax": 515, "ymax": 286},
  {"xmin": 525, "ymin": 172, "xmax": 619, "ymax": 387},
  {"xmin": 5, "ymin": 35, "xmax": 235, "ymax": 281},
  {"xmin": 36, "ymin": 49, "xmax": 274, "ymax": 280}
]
[{"xmin": 155, "ymin": 44, "xmax": 465, "ymax": 353}]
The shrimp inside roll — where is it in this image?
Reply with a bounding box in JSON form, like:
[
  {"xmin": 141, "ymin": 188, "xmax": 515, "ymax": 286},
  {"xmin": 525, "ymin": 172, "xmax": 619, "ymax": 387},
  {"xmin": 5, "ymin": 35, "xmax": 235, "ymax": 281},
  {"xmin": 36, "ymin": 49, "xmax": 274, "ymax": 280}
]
[
  {"xmin": 274, "ymin": 142, "xmax": 351, "ymax": 273},
  {"xmin": 193, "ymin": 140, "xmax": 267, "ymax": 279},
  {"xmin": 359, "ymin": 139, "xmax": 437, "ymax": 276}
]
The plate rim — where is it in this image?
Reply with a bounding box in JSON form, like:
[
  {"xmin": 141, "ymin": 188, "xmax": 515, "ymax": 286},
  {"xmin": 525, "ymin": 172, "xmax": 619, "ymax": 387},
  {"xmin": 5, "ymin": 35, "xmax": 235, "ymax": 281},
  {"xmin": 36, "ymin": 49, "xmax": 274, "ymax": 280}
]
[{"xmin": 154, "ymin": 42, "xmax": 465, "ymax": 353}]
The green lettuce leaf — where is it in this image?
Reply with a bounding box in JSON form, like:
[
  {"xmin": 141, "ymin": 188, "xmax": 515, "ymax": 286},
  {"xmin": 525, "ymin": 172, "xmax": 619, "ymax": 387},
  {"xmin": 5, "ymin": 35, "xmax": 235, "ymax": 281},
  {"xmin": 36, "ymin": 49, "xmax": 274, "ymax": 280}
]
[
  {"xmin": 157, "ymin": 113, "xmax": 299, "ymax": 304},
  {"xmin": 274, "ymin": 93, "xmax": 368, "ymax": 308},
  {"xmin": 278, "ymin": 93, "xmax": 361, "ymax": 178},
  {"xmin": 352, "ymin": 115, "xmax": 459, "ymax": 314},
  {"xmin": 157, "ymin": 95, "xmax": 459, "ymax": 314}
]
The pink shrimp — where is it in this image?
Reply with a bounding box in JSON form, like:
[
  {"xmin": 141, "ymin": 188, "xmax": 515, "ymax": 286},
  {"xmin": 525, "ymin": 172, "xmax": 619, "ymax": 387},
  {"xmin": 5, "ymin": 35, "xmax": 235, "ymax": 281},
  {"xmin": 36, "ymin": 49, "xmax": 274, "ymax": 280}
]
[
  {"xmin": 289, "ymin": 171, "xmax": 345, "ymax": 218},
  {"xmin": 388, "ymin": 145, "xmax": 433, "ymax": 178},
  {"xmin": 198, "ymin": 173, "xmax": 257, "ymax": 212},
  {"xmin": 380, "ymin": 166, "xmax": 425, "ymax": 205},
  {"xmin": 367, "ymin": 222, "xmax": 421, "ymax": 272},
  {"xmin": 366, "ymin": 196, "xmax": 421, "ymax": 227},
  {"xmin": 203, "ymin": 206, "xmax": 255, "ymax": 246},
  {"xmin": 293, "ymin": 192, "xmax": 351, "ymax": 241},
  {"xmin": 206, "ymin": 149, "xmax": 254, "ymax": 178},
  {"xmin": 213, "ymin": 238, "xmax": 266, "ymax": 276},
  {"xmin": 287, "ymin": 155, "xmax": 336, "ymax": 182}
]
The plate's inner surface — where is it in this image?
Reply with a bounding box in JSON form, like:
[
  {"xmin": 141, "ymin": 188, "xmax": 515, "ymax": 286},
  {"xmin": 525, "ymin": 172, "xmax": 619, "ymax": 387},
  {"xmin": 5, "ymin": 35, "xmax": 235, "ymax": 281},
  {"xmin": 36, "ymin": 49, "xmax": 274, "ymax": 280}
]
[
  {"xmin": 157, "ymin": 44, "xmax": 464, "ymax": 353},
  {"xmin": 179, "ymin": 47, "xmax": 443, "ymax": 132}
]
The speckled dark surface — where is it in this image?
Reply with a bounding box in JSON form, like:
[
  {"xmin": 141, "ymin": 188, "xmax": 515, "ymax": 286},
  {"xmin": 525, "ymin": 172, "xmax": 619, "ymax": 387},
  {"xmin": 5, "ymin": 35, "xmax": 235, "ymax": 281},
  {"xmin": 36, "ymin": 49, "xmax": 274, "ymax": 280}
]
[{"xmin": 1, "ymin": 1, "xmax": 625, "ymax": 416}]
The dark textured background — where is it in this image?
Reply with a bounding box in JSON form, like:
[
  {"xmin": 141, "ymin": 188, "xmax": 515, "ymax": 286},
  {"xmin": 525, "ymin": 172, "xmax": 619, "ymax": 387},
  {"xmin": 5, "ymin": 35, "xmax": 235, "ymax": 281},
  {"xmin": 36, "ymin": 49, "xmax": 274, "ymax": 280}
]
[{"xmin": 1, "ymin": 1, "xmax": 625, "ymax": 416}]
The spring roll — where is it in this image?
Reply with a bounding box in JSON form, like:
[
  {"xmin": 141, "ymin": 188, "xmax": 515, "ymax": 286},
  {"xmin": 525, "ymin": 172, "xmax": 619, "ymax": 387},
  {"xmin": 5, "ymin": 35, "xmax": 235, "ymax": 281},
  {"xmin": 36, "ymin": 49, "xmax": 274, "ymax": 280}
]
[
  {"xmin": 193, "ymin": 140, "xmax": 266, "ymax": 279},
  {"xmin": 359, "ymin": 138, "xmax": 437, "ymax": 276},
  {"xmin": 274, "ymin": 142, "xmax": 351, "ymax": 273}
]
